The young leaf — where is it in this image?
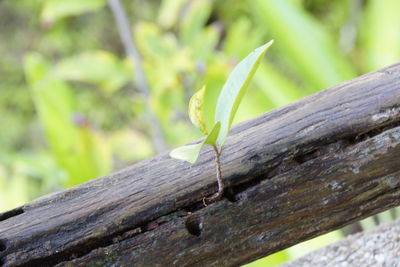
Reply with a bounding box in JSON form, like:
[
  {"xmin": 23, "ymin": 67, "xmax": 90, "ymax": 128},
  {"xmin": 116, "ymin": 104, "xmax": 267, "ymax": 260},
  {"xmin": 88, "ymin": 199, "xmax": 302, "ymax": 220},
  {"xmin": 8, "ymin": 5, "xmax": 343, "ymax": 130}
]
[
  {"xmin": 169, "ymin": 142, "xmax": 204, "ymax": 164},
  {"xmin": 169, "ymin": 122, "xmax": 220, "ymax": 163},
  {"xmin": 204, "ymin": 121, "xmax": 221, "ymax": 145},
  {"xmin": 215, "ymin": 40, "xmax": 273, "ymax": 146},
  {"xmin": 188, "ymin": 86, "xmax": 208, "ymax": 134}
]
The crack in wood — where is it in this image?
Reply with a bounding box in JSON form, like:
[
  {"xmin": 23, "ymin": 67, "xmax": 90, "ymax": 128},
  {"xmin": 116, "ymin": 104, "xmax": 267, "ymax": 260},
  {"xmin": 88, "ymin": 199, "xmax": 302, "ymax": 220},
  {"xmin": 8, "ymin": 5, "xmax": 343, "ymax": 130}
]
[
  {"xmin": 348, "ymin": 118, "xmax": 400, "ymax": 145},
  {"xmin": 0, "ymin": 208, "xmax": 24, "ymax": 222}
]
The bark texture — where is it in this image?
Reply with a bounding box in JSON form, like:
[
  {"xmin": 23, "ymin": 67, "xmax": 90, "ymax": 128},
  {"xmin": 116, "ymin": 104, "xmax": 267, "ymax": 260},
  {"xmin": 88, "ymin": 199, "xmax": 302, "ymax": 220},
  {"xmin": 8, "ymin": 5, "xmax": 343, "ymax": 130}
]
[{"xmin": 1, "ymin": 63, "xmax": 400, "ymax": 266}]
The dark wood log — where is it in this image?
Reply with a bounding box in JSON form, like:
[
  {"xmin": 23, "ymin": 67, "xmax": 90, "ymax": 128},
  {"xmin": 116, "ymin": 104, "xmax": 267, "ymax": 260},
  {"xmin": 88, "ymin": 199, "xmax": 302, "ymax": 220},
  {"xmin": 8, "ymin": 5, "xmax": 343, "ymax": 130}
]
[{"xmin": 1, "ymin": 63, "xmax": 400, "ymax": 267}]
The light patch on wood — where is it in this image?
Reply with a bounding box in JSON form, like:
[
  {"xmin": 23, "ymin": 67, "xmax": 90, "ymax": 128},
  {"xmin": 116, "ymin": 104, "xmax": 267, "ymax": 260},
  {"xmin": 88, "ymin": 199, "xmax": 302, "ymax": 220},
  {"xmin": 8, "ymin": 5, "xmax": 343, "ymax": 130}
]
[
  {"xmin": 372, "ymin": 106, "xmax": 400, "ymax": 122},
  {"xmin": 296, "ymin": 120, "xmax": 325, "ymax": 137}
]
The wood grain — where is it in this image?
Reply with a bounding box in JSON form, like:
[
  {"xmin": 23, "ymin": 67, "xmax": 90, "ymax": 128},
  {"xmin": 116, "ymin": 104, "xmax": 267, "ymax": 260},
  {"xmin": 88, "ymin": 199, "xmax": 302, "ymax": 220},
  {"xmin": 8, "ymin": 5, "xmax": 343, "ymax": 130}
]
[{"xmin": 1, "ymin": 63, "xmax": 400, "ymax": 266}]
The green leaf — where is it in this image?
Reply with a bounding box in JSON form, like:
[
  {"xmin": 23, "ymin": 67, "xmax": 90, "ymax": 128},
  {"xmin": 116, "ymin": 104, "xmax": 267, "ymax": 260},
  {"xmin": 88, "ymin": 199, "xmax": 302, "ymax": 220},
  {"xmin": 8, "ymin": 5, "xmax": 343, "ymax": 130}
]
[
  {"xmin": 24, "ymin": 53, "xmax": 112, "ymax": 187},
  {"xmin": 362, "ymin": 0, "xmax": 400, "ymax": 71},
  {"xmin": 169, "ymin": 142, "xmax": 203, "ymax": 164},
  {"xmin": 215, "ymin": 41, "xmax": 273, "ymax": 146},
  {"xmin": 169, "ymin": 122, "xmax": 220, "ymax": 163},
  {"xmin": 55, "ymin": 50, "xmax": 131, "ymax": 93},
  {"xmin": 188, "ymin": 86, "xmax": 208, "ymax": 134},
  {"xmin": 203, "ymin": 62, "xmax": 230, "ymax": 133},
  {"xmin": 157, "ymin": 0, "xmax": 186, "ymax": 29},
  {"xmin": 244, "ymin": 250, "xmax": 291, "ymax": 267},
  {"xmin": 41, "ymin": 0, "xmax": 106, "ymax": 24},
  {"xmin": 222, "ymin": 17, "xmax": 264, "ymax": 59},
  {"xmin": 204, "ymin": 122, "xmax": 221, "ymax": 145},
  {"xmin": 179, "ymin": 0, "xmax": 213, "ymax": 46},
  {"xmin": 250, "ymin": 0, "xmax": 356, "ymax": 90},
  {"xmin": 287, "ymin": 231, "xmax": 344, "ymax": 259}
]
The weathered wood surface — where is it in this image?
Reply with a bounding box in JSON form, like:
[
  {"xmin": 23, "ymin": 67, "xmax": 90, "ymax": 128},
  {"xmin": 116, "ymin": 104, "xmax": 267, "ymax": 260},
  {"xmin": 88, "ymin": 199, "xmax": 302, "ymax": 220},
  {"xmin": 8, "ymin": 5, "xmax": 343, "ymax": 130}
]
[{"xmin": 1, "ymin": 63, "xmax": 400, "ymax": 266}]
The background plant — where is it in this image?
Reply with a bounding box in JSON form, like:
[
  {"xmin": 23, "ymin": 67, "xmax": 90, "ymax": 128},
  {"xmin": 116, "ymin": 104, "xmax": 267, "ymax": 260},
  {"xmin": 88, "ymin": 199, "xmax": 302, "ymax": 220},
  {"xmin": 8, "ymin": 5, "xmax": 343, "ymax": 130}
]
[{"xmin": 1, "ymin": 0, "xmax": 400, "ymax": 265}]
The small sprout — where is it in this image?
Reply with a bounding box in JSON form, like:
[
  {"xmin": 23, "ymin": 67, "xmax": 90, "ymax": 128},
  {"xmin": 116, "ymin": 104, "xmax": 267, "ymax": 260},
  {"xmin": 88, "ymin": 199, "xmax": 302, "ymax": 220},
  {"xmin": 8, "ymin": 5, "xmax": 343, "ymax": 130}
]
[{"xmin": 170, "ymin": 41, "xmax": 274, "ymax": 204}]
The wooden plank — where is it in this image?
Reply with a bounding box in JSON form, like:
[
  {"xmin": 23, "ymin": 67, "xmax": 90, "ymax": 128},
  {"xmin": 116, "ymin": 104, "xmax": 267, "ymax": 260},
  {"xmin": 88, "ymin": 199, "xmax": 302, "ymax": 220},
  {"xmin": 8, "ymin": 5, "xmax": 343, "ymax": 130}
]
[{"xmin": 1, "ymin": 63, "xmax": 400, "ymax": 266}]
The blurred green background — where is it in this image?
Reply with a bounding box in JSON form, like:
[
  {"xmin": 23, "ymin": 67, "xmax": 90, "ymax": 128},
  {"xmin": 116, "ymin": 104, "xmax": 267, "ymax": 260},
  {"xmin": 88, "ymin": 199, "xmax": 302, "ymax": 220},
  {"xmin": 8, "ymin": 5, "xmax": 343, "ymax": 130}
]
[{"xmin": 1, "ymin": 0, "xmax": 400, "ymax": 265}]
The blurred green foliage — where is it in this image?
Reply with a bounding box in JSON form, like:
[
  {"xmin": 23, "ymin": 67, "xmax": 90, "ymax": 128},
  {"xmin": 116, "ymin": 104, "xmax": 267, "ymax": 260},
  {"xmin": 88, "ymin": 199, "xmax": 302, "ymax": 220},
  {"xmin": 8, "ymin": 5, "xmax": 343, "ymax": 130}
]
[
  {"xmin": 24, "ymin": 53, "xmax": 112, "ymax": 187},
  {"xmin": 1, "ymin": 0, "xmax": 400, "ymax": 265}
]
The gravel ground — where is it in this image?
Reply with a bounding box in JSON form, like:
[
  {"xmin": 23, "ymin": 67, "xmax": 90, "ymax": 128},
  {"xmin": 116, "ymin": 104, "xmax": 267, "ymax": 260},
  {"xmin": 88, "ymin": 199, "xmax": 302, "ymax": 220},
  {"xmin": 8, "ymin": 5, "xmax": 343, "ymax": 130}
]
[{"xmin": 281, "ymin": 219, "xmax": 400, "ymax": 267}]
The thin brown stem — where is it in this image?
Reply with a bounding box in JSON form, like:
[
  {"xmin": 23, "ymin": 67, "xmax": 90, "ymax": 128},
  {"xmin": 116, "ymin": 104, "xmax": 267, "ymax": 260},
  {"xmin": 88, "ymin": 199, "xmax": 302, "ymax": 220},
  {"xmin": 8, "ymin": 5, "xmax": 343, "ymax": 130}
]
[{"xmin": 203, "ymin": 145, "xmax": 224, "ymax": 206}]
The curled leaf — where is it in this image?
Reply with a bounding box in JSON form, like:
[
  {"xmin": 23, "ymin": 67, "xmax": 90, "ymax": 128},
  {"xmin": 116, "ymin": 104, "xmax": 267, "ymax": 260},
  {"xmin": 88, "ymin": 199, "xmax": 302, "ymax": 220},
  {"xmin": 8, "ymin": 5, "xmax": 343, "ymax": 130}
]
[{"xmin": 188, "ymin": 86, "xmax": 208, "ymax": 134}]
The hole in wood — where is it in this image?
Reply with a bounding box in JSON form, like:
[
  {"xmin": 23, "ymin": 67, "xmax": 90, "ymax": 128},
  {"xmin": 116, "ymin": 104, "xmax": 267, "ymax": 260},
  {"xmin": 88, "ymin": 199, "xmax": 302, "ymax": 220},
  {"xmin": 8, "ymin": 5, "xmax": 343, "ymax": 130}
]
[
  {"xmin": 185, "ymin": 215, "xmax": 203, "ymax": 237},
  {"xmin": 0, "ymin": 207, "xmax": 24, "ymax": 222},
  {"xmin": 347, "ymin": 119, "xmax": 400, "ymax": 146},
  {"xmin": 347, "ymin": 133, "xmax": 370, "ymax": 145},
  {"xmin": 293, "ymin": 149, "xmax": 320, "ymax": 164},
  {"xmin": 249, "ymin": 153, "xmax": 261, "ymax": 162},
  {"xmin": 223, "ymin": 188, "xmax": 237, "ymax": 203},
  {"xmin": 0, "ymin": 240, "xmax": 6, "ymax": 252},
  {"xmin": 143, "ymin": 221, "xmax": 159, "ymax": 232}
]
